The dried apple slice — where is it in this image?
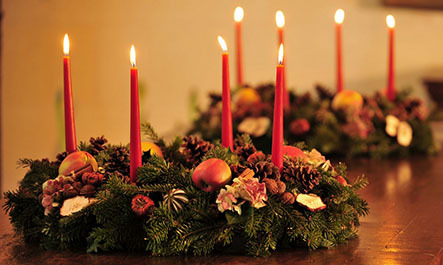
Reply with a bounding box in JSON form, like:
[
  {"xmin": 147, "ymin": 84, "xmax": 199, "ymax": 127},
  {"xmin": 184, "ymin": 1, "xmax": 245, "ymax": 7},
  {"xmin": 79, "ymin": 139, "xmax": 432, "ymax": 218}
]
[{"xmin": 296, "ymin": 193, "xmax": 327, "ymax": 212}]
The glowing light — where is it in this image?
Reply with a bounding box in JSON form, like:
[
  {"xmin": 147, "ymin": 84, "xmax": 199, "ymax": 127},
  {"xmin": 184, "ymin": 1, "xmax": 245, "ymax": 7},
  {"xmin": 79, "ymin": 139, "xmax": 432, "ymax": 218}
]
[
  {"xmin": 218, "ymin": 36, "xmax": 228, "ymax": 52},
  {"xmin": 130, "ymin": 45, "xmax": 136, "ymax": 67},
  {"xmin": 335, "ymin": 9, "xmax": 345, "ymax": 24},
  {"xmin": 386, "ymin": 15, "xmax": 395, "ymax": 28},
  {"xmin": 63, "ymin": 34, "xmax": 70, "ymax": 56},
  {"xmin": 234, "ymin": 7, "xmax": 244, "ymax": 22},
  {"xmin": 276, "ymin": 10, "xmax": 285, "ymax": 28},
  {"xmin": 278, "ymin": 44, "xmax": 284, "ymax": 65}
]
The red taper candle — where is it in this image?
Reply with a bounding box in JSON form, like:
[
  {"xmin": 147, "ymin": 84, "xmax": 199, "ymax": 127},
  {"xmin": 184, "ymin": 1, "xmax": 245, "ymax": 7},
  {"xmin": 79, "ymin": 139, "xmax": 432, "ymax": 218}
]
[
  {"xmin": 386, "ymin": 15, "xmax": 396, "ymax": 102},
  {"xmin": 218, "ymin": 36, "xmax": 233, "ymax": 150},
  {"xmin": 129, "ymin": 45, "xmax": 142, "ymax": 183},
  {"xmin": 62, "ymin": 34, "xmax": 77, "ymax": 153},
  {"xmin": 272, "ymin": 44, "xmax": 284, "ymax": 170},
  {"xmin": 234, "ymin": 7, "xmax": 244, "ymax": 87},
  {"xmin": 276, "ymin": 11, "xmax": 289, "ymax": 111},
  {"xmin": 335, "ymin": 9, "xmax": 345, "ymax": 93}
]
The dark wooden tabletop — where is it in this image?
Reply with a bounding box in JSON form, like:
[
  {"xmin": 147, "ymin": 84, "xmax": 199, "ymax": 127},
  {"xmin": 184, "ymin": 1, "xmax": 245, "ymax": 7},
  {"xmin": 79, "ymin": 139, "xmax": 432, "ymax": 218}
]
[{"xmin": 1, "ymin": 150, "xmax": 443, "ymax": 265}]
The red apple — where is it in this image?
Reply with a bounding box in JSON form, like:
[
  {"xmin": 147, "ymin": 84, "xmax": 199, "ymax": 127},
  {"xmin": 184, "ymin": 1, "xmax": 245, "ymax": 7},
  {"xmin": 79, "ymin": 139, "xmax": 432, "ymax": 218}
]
[
  {"xmin": 192, "ymin": 158, "xmax": 231, "ymax": 192},
  {"xmin": 283, "ymin": 146, "xmax": 306, "ymax": 160},
  {"xmin": 59, "ymin": 151, "xmax": 98, "ymax": 177}
]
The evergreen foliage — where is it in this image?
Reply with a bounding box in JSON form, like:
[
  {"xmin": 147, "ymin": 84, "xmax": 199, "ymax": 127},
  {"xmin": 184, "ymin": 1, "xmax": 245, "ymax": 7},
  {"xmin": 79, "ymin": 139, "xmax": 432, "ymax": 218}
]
[
  {"xmin": 4, "ymin": 127, "xmax": 369, "ymax": 256},
  {"xmin": 189, "ymin": 83, "xmax": 438, "ymax": 157}
]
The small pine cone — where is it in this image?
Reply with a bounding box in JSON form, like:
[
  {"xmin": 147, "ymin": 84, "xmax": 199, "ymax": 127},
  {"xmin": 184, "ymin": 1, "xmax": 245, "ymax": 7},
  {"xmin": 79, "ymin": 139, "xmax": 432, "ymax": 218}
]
[
  {"xmin": 230, "ymin": 164, "xmax": 247, "ymax": 179},
  {"xmin": 276, "ymin": 180, "xmax": 286, "ymax": 195},
  {"xmin": 181, "ymin": 136, "xmax": 213, "ymax": 165},
  {"xmin": 55, "ymin": 152, "xmax": 68, "ymax": 166},
  {"xmin": 89, "ymin": 136, "xmax": 108, "ymax": 156},
  {"xmin": 262, "ymin": 178, "xmax": 279, "ymax": 195},
  {"xmin": 247, "ymin": 151, "xmax": 266, "ymax": 164},
  {"xmin": 282, "ymin": 159, "xmax": 321, "ymax": 193},
  {"xmin": 105, "ymin": 146, "xmax": 130, "ymax": 177},
  {"xmin": 280, "ymin": 192, "xmax": 296, "ymax": 205},
  {"xmin": 234, "ymin": 139, "xmax": 257, "ymax": 161},
  {"xmin": 253, "ymin": 161, "xmax": 280, "ymax": 180}
]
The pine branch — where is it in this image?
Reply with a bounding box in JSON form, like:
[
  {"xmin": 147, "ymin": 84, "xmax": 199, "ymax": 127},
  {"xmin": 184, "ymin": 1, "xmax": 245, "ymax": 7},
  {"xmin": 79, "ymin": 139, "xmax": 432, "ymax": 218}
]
[
  {"xmin": 351, "ymin": 175, "xmax": 369, "ymax": 191},
  {"xmin": 201, "ymin": 145, "xmax": 239, "ymax": 165},
  {"xmin": 141, "ymin": 123, "xmax": 161, "ymax": 143},
  {"xmin": 16, "ymin": 158, "xmax": 34, "ymax": 168},
  {"xmin": 235, "ymin": 134, "xmax": 254, "ymax": 146}
]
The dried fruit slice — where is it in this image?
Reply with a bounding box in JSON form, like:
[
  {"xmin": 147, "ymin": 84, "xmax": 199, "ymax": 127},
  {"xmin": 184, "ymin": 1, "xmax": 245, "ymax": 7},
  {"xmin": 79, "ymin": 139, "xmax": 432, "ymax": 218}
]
[
  {"xmin": 296, "ymin": 193, "xmax": 326, "ymax": 212},
  {"xmin": 238, "ymin": 117, "xmax": 270, "ymax": 137},
  {"xmin": 385, "ymin": 115, "xmax": 400, "ymax": 137},
  {"xmin": 60, "ymin": 196, "xmax": 97, "ymax": 216},
  {"xmin": 397, "ymin": 121, "xmax": 413, "ymax": 147}
]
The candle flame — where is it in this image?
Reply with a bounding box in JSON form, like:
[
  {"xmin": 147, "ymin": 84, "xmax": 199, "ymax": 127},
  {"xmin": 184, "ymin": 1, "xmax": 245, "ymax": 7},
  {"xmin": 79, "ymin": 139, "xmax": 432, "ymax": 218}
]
[
  {"xmin": 386, "ymin": 15, "xmax": 395, "ymax": 28},
  {"xmin": 218, "ymin": 36, "xmax": 228, "ymax": 52},
  {"xmin": 63, "ymin": 34, "xmax": 70, "ymax": 56},
  {"xmin": 335, "ymin": 9, "xmax": 345, "ymax": 24},
  {"xmin": 278, "ymin": 44, "xmax": 284, "ymax": 65},
  {"xmin": 234, "ymin": 7, "xmax": 244, "ymax": 22},
  {"xmin": 276, "ymin": 10, "xmax": 285, "ymax": 28},
  {"xmin": 130, "ymin": 45, "xmax": 136, "ymax": 67}
]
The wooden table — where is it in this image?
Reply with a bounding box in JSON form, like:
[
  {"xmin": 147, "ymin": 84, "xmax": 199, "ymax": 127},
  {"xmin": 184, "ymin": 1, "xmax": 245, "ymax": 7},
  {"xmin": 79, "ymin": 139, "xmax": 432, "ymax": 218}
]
[{"xmin": 1, "ymin": 151, "xmax": 443, "ymax": 265}]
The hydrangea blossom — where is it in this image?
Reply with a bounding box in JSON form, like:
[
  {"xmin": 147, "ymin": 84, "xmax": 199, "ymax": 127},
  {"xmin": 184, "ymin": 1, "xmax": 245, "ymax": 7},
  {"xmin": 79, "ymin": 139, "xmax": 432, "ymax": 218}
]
[
  {"xmin": 216, "ymin": 186, "xmax": 243, "ymax": 215},
  {"xmin": 233, "ymin": 172, "xmax": 267, "ymax": 209},
  {"xmin": 216, "ymin": 169, "xmax": 267, "ymax": 215}
]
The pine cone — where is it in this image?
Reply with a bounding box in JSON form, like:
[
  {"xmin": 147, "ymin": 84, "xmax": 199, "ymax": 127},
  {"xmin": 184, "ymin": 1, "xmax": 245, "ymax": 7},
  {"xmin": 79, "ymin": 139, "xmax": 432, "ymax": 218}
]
[
  {"xmin": 89, "ymin": 136, "xmax": 108, "ymax": 156},
  {"xmin": 247, "ymin": 151, "xmax": 266, "ymax": 164},
  {"xmin": 234, "ymin": 142, "xmax": 257, "ymax": 162},
  {"xmin": 252, "ymin": 161, "xmax": 280, "ymax": 180},
  {"xmin": 181, "ymin": 136, "xmax": 213, "ymax": 165},
  {"xmin": 55, "ymin": 152, "xmax": 68, "ymax": 166},
  {"xmin": 230, "ymin": 164, "xmax": 247, "ymax": 179},
  {"xmin": 105, "ymin": 146, "xmax": 130, "ymax": 177},
  {"xmin": 282, "ymin": 159, "xmax": 321, "ymax": 193}
]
